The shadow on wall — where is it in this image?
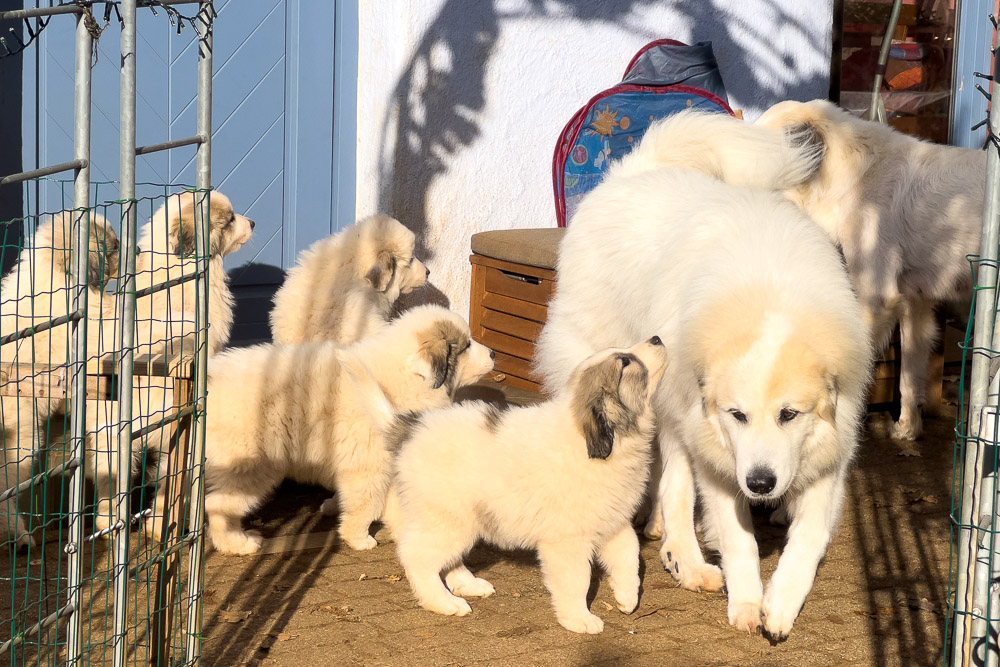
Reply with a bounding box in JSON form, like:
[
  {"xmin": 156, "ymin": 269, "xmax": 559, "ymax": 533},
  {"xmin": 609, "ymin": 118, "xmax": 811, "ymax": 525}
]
[{"xmin": 377, "ymin": 0, "xmax": 830, "ymax": 253}]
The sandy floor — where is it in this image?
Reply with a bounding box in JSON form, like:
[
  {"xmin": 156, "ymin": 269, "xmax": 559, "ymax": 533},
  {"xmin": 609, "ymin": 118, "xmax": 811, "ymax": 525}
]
[{"xmin": 197, "ymin": 381, "xmax": 954, "ymax": 667}]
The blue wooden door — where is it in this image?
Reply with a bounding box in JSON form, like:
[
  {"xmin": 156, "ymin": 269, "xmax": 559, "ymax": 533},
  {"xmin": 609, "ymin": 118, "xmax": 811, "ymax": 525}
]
[{"xmin": 23, "ymin": 0, "xmax": 357, "ymax": 342}]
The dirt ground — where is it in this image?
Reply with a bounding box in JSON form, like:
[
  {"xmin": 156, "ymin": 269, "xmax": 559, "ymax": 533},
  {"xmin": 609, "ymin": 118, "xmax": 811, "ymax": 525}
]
[{"xmin": 198, "ymin": 380, "xmax": 955, "ymax": 667}]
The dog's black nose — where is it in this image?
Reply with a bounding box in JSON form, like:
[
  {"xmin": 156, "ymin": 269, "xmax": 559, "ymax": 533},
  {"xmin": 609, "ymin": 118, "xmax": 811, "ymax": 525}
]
[
  {"xmin": 649, "ymin": 335, "xmax": 662, "ymax": 346},
  {"xmin": 425, "ymin": 266, "xmax": 431, "ymax": 278},
  {"xmin": 746, "ymin": 467, "xmax": 777, "ymax": 495},
  {"xmin": 489, "ymin": 349, "xmax": 495, "ymax": 360},
  {"xmin": 249, "ymin": 219, "xmax": 256, "ymax": 230}
]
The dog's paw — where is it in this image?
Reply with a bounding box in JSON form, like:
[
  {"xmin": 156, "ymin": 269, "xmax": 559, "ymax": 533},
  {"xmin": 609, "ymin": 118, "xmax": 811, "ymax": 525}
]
[
  {"xmin": 728, "ymin": 600, "xmax": 762, "ymax": 635},
  {"xmin": 13, "ymin": 531, "xmax": 36, "ymax": 551},
  {"xmin": 93, "ymin": 513, "xmax": 114, "ymax": 538},
  {"xmin": 319, "ymin": 496, "xmax": 338, "ymax": 516},
  {"xmin": 891, "ymin": 416, "xmax": 922, "ymax": 441},
  {"xmin": 642, "ymin": 517, "xmax": 663, "ymax": 540},
  {"xmin": 615, "ymin": 590, "xmax": 639, "ymax": 614},
  {"xmin": 660, "ymin": 543, "xmax": 723, "ymax": 592},
  {"xmin": 761, "ymin": 587, "xmax": 798, "ymax": 641},
  {"xmin": 212, "ymin": 529, "xmax": 263, "ymax": 555},
  {"xmin": 422, "ymin": 595, "xmax": 472, "ymax": 617},
  {"xmin": 449, "ymin": 577, "xmax": 495, "ymax": 598},
  {"xmin": 343, "ymin": 533, "xmax": 378, "ymax": 551},
  {"xmin": 558, "ymin": 612, "xmax": 605, "ymax": 634}
]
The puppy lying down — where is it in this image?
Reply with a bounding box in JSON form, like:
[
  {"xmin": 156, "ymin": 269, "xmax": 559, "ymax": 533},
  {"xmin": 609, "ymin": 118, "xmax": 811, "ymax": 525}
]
[
  {"xmin": 391, "ymin": 338, "xmax": 666, "ymax": 634},
  {"xmin": 167, "ymin": 305, "xmax": 493, "ymax": 554}
]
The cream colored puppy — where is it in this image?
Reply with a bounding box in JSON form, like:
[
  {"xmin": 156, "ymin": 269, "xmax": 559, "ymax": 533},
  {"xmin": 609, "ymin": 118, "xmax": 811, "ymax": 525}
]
[
  {"xmin": 0, "ymin": 211, "xmax": 118, "ymax": 547},
  {"xmin": 393, "ymin": 339, "xmax": 666, "ymax": 634},
  {"xmin": 269, "ymin": 214, "xmax": 428, "ymax": 345},
  {"xmin": 185, "ymin": 305, "xmax": 493, "ymax": 555}
]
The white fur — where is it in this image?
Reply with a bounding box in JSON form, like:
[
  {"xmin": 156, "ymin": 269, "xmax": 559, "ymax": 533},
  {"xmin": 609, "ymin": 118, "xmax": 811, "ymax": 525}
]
[
  {"xmin": 88, "ymin": 190, "xmax": 253, "ymax": 534},
  {"xmin": 269, "ymin": 213, "xmax": 428, "ymax": 345},
  {"xmin": 174, "ymin": 305, "xmax": 493, "ymax": 555},
  {"xmin": 0, "ymin": 211, "xmax": 118, "ymax": 546},
  {"xmin": 534, "ymin": 119, "xmax": 872, "ymax": 638},
  {"xmin": 393, "ymin": 340, "xmax": 665, "ymax": 633}
]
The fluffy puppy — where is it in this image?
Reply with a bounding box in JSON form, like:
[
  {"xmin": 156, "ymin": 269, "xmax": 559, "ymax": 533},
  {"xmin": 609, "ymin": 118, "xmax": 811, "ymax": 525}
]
[
  {"xmin": 182, "ymin": 305, "xmax": 493, "ymax": 555},
  {"xmin": 535, "ymin": 128, "xmax": 872, "ymax": 639},
  {"xmin": 269, "ymin": 214, "xmax": 428, "ymax": 345},
  {"xmin": 87, "ymin": 190, "xmax": 253, "ymax": 533},
  {"xmin": 392, "ymin": 339, "xmax": 665, "ymax": 634},
  {"xmin": 0, "ymin": 211, "xmax": 119, "ymax": 546},
  {"xmin": 752, "ymin": 99, "xmax": 984, "ymax": 440}
]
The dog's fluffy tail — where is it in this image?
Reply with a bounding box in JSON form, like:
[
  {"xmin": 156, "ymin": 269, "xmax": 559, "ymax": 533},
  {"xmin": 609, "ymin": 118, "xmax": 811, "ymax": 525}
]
[{"xmin": 607, "ymin": 109, "xmax": 823, "ymax": 191}]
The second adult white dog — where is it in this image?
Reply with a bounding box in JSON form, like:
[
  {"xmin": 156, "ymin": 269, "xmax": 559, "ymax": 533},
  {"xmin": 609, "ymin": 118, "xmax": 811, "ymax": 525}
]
[
  {"xmin": 393, "ymin": 338, "xmax": 666, "ymax": 634},
  {"xmin": 535, "ymin": 121, "xmax": 872, "ymax": 638},
  {"xmin": 186, "ymin": 305, "xmax": 493, "ymax": 555}
]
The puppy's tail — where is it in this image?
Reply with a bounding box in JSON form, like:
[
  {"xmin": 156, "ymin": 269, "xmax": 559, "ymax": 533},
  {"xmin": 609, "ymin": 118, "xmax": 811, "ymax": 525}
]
[{"xmin": 607, "ymin": 109, "xmax": 823, "ymax": 191}]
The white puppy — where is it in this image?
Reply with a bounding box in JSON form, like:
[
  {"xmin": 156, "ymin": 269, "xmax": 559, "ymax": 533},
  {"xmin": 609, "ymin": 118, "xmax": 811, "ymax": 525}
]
[
  {"xmin": 393, "ymin": 339, "xmax": 665, "ymax": 634},
  {"xmin": 88, "ymin": 190, "xmax": 254, "ymax": 533},
  {"xmin": 535, "ymin": 117, "xmax": 872, "ymax": 639},
  {"xmin": 269, "ymin": 214, "xmax": 428, "ymax": 345},
  {"xmin": 185, "ymin": 305, "xmax": 493, "ymax": 555},
  {"xmin": 0, "ymin": 211, "xmax": 118, "ymax": 546}
]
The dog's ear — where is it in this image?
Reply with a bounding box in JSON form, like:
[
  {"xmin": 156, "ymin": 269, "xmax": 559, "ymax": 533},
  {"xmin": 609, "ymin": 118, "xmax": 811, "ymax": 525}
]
[
  {"xmin": 169, "ymin": 205, "xmax": 198, "ymax": 256},
  {"xmin": 817, "ymin": 374, "xmax": 839, "ymax": 425},
  {"xmin": 786, "ymin": 122, "xmax": 825, "ymax": 181},
  {"xmin": 583, "ymin": 399, "xmax": 615, "ymax": 460},
  {"xmin": 366, "ymin": 250, "xmax": 397, "ymax": 292}
]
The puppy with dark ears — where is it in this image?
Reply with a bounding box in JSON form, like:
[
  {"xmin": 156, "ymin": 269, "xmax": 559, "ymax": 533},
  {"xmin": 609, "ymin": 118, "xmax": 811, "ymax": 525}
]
[
  {"xmin": 392, "ymin": 337, "xmax": 667, "ymax": 634},
  {"xmin": 270, "ymin": 214, "xmax": 429, "ymax": 345}
]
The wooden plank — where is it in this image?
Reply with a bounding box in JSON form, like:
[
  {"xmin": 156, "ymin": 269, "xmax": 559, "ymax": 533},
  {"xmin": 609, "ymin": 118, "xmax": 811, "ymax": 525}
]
[
  {"xmin": 480, "ymin": 329, "xmax": 536, "ymax": 362},
  {"xmin": 492, "ymin": 351, "xmax": 537, "ymax": 383},
  {"xmin": 483, "ymin": 266, "xmax": 554, "ymax": 306},
  {"xmin": 469, "ymin": 260, "xmax": 488, "ymax": 339},
  {"xmin": 481, "ymin": 309, "xmax": 543, "ymax": 342},
  {"xmin": 470, "ymin": 254, "xmax": 556, "ymax": 281},
  {"xmin": 480, "ymin": 292, "xmax": 548, "ymax": 323}
]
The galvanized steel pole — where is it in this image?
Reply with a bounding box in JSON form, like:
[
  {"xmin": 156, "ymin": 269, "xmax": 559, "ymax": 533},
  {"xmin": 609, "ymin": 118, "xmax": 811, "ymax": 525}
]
[
  {"xmin": 954, "ymin": 43, "xmax": 1000, "ymax": 667},
  {"xmin": 65, "ymin": 11, "xmax": 93, "ymax": 665},
  {"xmin": 110, "ymin": 1, "xmax": 139, "ymax": 664},
  {"xmin": 185, "ymin": 3, "xmax": 213, "ymax": 662}
]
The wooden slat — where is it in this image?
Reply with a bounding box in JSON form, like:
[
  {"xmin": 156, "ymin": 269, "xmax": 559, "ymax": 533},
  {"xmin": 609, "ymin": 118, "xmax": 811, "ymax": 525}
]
[
  {"xmin": 483, "ymin": 266, "xmax": 554, "ymax": 306},
  {"xmin": 470, "ymin": 254, "xmax": 556, "ymax": 281},
  {"xmin": 469, "ymin": 260, "xmax": 487, "ymax": 338},
  {"xmin": 481, "ymin": 309, "xmax": 543, "ymax": 342},
  {"xmin": 0, "ymin": 352, "xmax": 194, "ymax": 399},
  {"xmin": 480, "ymin": 292, "xmax": 548, "ymax": 323},
  {"xmin": 480, "ymin": 329, "xmax": 536, "ymax": 362},
  {"xmin": 492, "ymin": 351, "xmax": 537, "ymax": 383}
]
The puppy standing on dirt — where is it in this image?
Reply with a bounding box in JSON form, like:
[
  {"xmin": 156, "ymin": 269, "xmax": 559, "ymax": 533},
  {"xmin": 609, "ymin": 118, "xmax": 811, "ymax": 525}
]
[
  {"xmin": 393, "ymin": 339, "xmax": 666, "ymax": 634},
  {"xmin": 180, "ymin": 305, "xmax": 493, "ymax": 555},
  {"xmin": 0, "ymin": 211, "xmax": 119, "ymax": 546},
  {"xmin": 535, "ymin": 112, "xmax": 872, "ymax": 639},
  {"xmin": 269, "ymin": 214, "xmax": 428, "ymax": 345}
]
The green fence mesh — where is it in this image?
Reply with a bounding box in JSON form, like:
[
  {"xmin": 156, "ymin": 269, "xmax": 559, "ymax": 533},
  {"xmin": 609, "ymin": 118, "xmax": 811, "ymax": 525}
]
[{"xmin": 0, "ymin": 179, "xmax": 210, "ymax": 665}]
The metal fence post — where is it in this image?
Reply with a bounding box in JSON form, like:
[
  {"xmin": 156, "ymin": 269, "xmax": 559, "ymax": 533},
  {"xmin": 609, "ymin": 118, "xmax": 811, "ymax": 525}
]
[
  {"xmin": 65, "ymin": 10, "xmax": 93, "ymax": 665},
  {"xmin": 110, "ymin": 0, "xmax": 139, "ymax": 664},
  {"xmin": 185, "ymin": 3, "xmax": 213, "ymax": 662},
  {"xmin": 954, "ymin": 41, "xmax": 1000, "ymax": 667}
]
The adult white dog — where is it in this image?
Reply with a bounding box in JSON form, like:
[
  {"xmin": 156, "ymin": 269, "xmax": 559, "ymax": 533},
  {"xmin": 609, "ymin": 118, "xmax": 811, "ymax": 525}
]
[
  {"xmin": 393, "ymin": 339, "xmax": 665, "ymax": 634},
  {"xmin": 0, "ymin": 210, "xmax": 119, "ymax": 546},
  {"xmin": 636, "ymin": 104, "xmax": 982, "ymax": 440},
  {"xmin": 180, "ymin": 305, "xmax": 493, "ymax": 555},
  {"xmin": 269, "ymin": 213, "xmax": 428, "ymax": 345},
  {"xmin": 534, "ymin": 117, "xmax": 872, "ymax": 638}
]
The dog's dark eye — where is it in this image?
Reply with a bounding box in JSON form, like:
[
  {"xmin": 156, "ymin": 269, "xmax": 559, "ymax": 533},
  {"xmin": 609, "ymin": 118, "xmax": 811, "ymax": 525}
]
[
  {"xmin": 778, "ymin": 408, "xmax": 799, "ymax": 424},
  {"xmin": 729, "ymin": 409, "xmax": 748, "ymax": 425}
]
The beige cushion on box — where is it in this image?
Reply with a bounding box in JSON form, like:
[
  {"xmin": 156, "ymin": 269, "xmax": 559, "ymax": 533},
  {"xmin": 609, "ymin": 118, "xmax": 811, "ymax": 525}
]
[{"xmin": 470, "ymin": 228, "xmax": 565, "ymax": 270}]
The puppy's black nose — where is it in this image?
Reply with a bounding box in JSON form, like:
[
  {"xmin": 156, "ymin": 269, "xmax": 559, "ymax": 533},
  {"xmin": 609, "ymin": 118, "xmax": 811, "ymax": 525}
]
[
  {"xmin": 249, "ymin": 219, "xmax": 256, "ymax": 230},
  {"xmin": 425, "ymin": 266, "xmax": 431, "ymax": 278},
  {"xmin": 489, "ymin": 349, "xmax": 495, "ymax": 360},
  {"xmin": 746, "ymin": 467, "xmax": 777, "ymax": 495},
  {"xmin": 649, "ymin": 335, "xmax": 662, "ymax": 346}
]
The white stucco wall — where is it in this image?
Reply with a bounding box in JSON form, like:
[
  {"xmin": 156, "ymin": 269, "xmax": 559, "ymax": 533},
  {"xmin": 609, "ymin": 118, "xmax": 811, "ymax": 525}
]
[{"xmin": 356, "ymin": 0, "xmax": 833, "ymax": 317}]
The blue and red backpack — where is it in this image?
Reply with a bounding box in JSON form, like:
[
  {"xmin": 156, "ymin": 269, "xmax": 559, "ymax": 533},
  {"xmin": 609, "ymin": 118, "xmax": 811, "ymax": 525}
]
[{"xmin": 552, "ymin": 39, "xmax": 734, "ymax": 227}]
